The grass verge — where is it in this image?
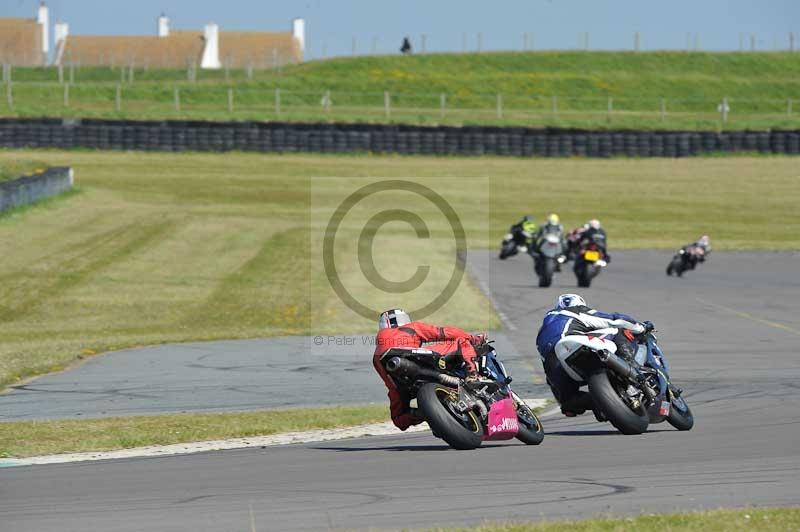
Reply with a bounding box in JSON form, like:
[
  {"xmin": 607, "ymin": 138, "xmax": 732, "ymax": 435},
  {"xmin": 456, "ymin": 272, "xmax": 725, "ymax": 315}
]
[
  {"xmin": 0, "ymin": 405, "xmax": 389, "ymax": 458},
  {"xmin": 0, "ymin": 158, "xmax": 49, "ymax": 182},
  {"xmin": 434, "ymin": 508, "xmax": 800, "ymax": 531}
]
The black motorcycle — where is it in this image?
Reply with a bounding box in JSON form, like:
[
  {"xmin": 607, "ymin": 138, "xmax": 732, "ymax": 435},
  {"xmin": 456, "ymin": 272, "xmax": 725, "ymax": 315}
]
[
  {"xmin": 380, "ymin": 342, "xmax": 544, "ymax": 450},
  {"xmin": 573, "ymin": 242, "xmax": 607, "ymax": 288},
  {"xmin": 666, "ymin": 245, "xmax": 706, "ymax": 277},
  {"xmin": 499, "ymin": 226, "xmax": 533, "ymax": 260}
]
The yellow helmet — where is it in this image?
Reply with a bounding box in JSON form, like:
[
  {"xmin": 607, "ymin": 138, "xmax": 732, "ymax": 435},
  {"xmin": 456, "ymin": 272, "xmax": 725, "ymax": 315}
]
[{"xmin": 547, "ymin": 213, "xmax": 560, "ymax": 225}]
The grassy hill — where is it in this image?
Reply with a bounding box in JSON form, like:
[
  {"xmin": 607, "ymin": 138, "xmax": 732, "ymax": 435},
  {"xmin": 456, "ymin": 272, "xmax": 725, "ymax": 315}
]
[{"xmin": 4, "ymin": 52, "xmax": 800, "ymax": 129}]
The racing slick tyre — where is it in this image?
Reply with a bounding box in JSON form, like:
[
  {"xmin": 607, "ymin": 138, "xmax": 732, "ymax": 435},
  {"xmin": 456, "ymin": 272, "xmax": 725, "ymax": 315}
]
[
  {"xmin": 538, "ymin": 259, "xmax": 555, "ymax": 288},
  {"xmin": 666, "ymin": 396, "xmax": 694, "ymax": 431},
  {"xmin": 588, "ymin": 372, "xmax": 649, "ymax": 435},
  {"xmin": 417, "ymin": 383, "xmax": 483, "ymax": 450},
  {"xmin": 514, "ymin": 400, "xmax": 544, "ymax": 445}
]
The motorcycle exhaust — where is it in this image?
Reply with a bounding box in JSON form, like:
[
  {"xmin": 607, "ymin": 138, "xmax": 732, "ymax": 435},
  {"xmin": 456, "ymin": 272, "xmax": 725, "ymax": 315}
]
[
  {"xmin": 597, "ymin": 350, "xmax": 637, "ymax": 381},
  {"xmin": 386, "ymin": 357, "xmax": 460, "ymax": 387},
  {"xmin": 597, "ymin": 350, "xmax": 656, "ymax": 401}
]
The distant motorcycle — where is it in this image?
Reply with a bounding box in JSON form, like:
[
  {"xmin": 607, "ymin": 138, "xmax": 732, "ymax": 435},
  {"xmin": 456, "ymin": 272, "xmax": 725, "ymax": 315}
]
[
  {"xmin": 666, "ymin": 245, "xmax": 706, "ymax": 277},
  {"xmin": 381, "ymin": 341, "xmax": 544, "ymax": 450},
  {"xmin": 499, "ymin": 226, "xmax": 534, "ymax": 260},
  {"xmin": 533, "ymin": 233, "xmax": 566, "ymax": 288},
  {"xmin": 574, "ymin": 243, "xmax": 607, "ymax": 287},
  {"xmin": 555, "ymin": 328, "xmax": 694, "ymax": 435}
]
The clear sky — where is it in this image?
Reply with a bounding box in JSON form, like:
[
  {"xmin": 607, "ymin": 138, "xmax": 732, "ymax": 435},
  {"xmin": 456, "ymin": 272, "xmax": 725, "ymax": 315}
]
[{"xmin": 6, "ymin": 0, "xmax": 799, "ymax": 58}]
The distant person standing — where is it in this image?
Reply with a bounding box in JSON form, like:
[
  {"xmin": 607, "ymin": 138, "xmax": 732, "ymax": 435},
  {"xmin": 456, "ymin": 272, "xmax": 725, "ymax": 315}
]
[{"xmin": 400, "ymin": 37, "xmax": 413, "ymax": 55}]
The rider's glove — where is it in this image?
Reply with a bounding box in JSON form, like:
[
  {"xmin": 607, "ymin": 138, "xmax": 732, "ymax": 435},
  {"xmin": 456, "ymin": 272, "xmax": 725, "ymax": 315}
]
[{"xmin": 470, "ymin": 333, "xmax": 488, "ymax": 346}]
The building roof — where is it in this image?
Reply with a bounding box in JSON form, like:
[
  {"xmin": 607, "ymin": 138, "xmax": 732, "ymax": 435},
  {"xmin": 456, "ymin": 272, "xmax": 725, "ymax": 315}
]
[
  {"xmin": 0, "ymin": 18, "xmax": 44, "ymax": 65},
  {"xmin": 60, "ymin": 31, "xmax": 204, "ymax": 67},
  {"xmin": 218, "ymin": 32, "xmax": 301, "ymax": 68}
]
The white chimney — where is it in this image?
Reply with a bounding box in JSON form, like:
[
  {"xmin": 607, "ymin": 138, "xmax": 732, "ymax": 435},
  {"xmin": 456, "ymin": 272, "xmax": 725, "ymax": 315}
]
[
  {"xmin": 201, "ymin": 23, "xmax": 221, "ymax": 69},
  {"xmin": 53, "ymin": 20, "xmax": 68, "ymax": 65},
  {"xmin": 54, "ymin": 21, "xmax": 68, "ymax": 46},
  {"xmin": 157, "ymin": 13, "xmax": 169, "ymax": 37},
  {"xmin": 292, "ymin": 18, "xmax": 305, "ymax": 55},
  {"xmin": 37, "ymin": 1, "xmax": 50, "ymax": 55}
]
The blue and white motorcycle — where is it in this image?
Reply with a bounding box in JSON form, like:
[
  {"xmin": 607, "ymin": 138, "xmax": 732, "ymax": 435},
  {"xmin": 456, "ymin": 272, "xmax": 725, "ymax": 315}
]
[{"xmin": 555, "ymin": 328, "xmax": 693, "ymax": 434}]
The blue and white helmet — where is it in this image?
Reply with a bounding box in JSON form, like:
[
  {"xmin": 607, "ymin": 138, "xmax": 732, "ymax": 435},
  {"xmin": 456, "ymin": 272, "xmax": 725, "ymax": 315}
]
[
  {"xmin": 378, "ymin": 308, "xmax": 412, "ymax": 330},
  {"xmin": 556, "ymin": 294, "xmax": 586, "ymax": 310}
]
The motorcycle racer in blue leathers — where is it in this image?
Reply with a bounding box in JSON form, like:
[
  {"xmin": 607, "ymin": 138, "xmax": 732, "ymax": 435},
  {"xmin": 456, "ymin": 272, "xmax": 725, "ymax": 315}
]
[{"xmin": 536, "ymin": 294, "xmax": 653, "ymax": 417}]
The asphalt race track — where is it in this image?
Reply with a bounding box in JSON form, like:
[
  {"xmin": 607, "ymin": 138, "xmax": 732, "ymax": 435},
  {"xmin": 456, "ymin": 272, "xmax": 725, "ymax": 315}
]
[
  {"xmin": 0, "ymin": 334, "xmax": 539, "ymax": 420},
  {"xmin": 2, "ymin": 250, "xmax": 800, "ymax": 531}
]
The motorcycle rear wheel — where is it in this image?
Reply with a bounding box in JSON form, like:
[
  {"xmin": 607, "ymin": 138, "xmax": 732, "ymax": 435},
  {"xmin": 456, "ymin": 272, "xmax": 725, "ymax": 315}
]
[
  {"xmin": 588, "ymin": 372, "xmax": 649, "ymax": 435},
  {"xmin": 499, "ymin": 241, "xmax": 517, "ymax": 260},
  {"xmin": 666, "ymin": 396, "xmax": 694, "ymax": 431},
  {"xmin": 576, "ymin": 266, "xmax": 592, "ymax": 288},
  {"xmin": 538, "ymin": 258, "xmax": 555, "ymax": 288},
  {"xmin": 417, "ymin": 383, "xmax": 483, "ymax": 450},
  {"xmin": 667, "ymin": 257, "xmax": 683, "ymax": 277}
]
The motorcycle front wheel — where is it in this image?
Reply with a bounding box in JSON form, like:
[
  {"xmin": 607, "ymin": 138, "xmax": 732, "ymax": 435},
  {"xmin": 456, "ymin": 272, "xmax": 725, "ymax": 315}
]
[
  {"xmin": 666, "ymin": 396, "xmax": 694, "ymax": 431},
  {"xmin": 588, "ymin": 372, "xmax": 649, "ymax": 435},
  {"xmin": 417, "ymin": 383, "xmax": 483, "ymax": 450},
  {"xmin": 514, "ymin": 400, "xmax": 544, "ymax": 445}
]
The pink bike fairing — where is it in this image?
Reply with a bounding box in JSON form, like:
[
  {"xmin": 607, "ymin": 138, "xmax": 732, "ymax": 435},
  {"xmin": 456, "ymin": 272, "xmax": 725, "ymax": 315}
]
[{"xmin": 484, "ymin": 397, "xmax": 519, "ymax": 440}]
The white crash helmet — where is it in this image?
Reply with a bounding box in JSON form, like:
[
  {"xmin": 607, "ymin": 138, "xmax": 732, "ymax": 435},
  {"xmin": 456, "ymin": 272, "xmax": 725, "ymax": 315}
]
[
  {"xmin": 698, "ymin": 235, "xmax": 710, "ymax": 246},
  {"xmin": 378, "ymin": 308, "xmax": 412, "ymax": 330},
  {"xmin": 556, "ymin": 294, "xmax": 587, "ymax": 310},
  {"xmin": 588, "ymin": 219, "xmax": 601, "ymax": 230}
]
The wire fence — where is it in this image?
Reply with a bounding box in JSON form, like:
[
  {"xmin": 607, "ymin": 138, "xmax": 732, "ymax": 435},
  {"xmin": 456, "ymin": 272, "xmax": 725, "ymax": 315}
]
[{"xmin": 2, "ymin": 81, "xmax": 799, "ymax": 129}]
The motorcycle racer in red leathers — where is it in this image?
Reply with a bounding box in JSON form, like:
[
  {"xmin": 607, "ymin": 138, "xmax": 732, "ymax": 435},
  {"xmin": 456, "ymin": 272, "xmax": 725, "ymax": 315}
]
[{"xmin": 373, "ymin": 308, "xmax": 484, "ymax": 430}]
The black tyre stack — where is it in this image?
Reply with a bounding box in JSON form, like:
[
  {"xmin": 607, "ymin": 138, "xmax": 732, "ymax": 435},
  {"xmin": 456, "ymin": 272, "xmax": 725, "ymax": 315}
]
[{"xmin": 0, "ymin": 118, "xmax": 798, "ymax": 158}]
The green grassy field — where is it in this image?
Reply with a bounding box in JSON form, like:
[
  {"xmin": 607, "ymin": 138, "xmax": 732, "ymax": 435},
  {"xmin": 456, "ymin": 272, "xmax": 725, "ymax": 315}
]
[
  {"xmin": 436, "ymin": 508, "xmax": 800, "ymax": 531},
  {"xmin": 4, "ymin": 52, "xmax": 800, "ymax": 129},
  {"xmin": 0, "ymin": 150, "xmax": 797, "ymax": 390}
]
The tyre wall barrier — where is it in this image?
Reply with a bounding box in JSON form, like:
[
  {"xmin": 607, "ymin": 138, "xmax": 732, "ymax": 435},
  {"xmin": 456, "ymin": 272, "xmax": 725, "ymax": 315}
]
[
  {"xmin": 0, "ymin": 118, "xmax": 798, "ymax": 158},
  {"xmin": 0, "ymin": 166, "xmax": 74, "ymax": 212}
]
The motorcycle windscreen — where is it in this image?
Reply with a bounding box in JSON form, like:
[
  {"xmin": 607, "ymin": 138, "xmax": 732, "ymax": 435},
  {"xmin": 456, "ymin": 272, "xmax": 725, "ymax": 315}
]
[{"xmin": 484, "ymin": 397, "xmax": 519, "ymax": 440}]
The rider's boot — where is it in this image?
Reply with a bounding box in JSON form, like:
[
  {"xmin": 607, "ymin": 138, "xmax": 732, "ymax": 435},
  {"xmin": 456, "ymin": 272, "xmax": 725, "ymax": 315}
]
[{"xmin": 560, "ymin": 391, "xmax": 593, "ymax": 417}]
